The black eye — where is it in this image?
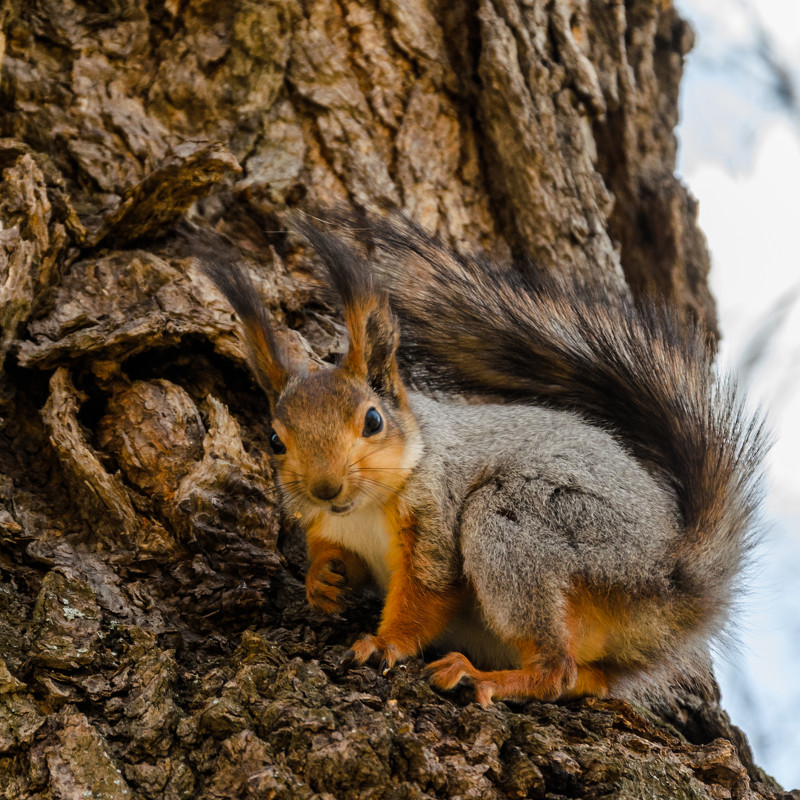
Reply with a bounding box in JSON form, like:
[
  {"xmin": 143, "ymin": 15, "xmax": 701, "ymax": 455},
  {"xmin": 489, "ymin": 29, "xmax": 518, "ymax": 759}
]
[
  {"xmin": 362, "ymin": 408, "xmax": 383, "ymax": 436},
  {"xmin": 269, "ymin": 430, "xmax": 286, "ymax": 454}
]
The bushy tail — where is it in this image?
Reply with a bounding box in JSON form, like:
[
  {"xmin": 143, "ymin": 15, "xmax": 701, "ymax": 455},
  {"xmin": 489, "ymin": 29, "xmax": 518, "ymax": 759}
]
[{"xmin": 298, "ymin": 212, "xmax": 769, "ymax": 620}]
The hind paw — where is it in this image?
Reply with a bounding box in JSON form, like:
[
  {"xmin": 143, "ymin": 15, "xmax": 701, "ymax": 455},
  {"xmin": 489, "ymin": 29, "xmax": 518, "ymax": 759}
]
[
  {"xmin": 425, "ymin": 652, "xmax": 497, "ymax": 706},
  {"xmin": 425, "ymin": 650, "xmax": 582, "ymax": 706}
]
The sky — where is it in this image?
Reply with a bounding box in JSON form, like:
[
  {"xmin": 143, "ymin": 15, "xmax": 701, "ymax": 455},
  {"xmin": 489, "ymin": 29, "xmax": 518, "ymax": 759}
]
[{"xmin": 675, "ymin": 0, "xmax": 800, "ymax": 788}]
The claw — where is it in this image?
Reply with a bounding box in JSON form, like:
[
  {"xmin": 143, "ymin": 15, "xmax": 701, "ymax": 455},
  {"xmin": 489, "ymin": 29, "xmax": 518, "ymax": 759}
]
[
  {"xmin": 350, "ymin": 633, "xmax": 381, "ymax": 665},
  {"xmin": 474, "ymin": 681, "xmax": 496, "ymax": 707},
  {"xmin": 339, "ymin": 649, "xmax": 356, "ymax": 670},
  {"xmin": 328, "ymin": 558, "xmax": 347, "ymax": 578},
  {"xmin": 348, "ymin": 634, "xmax": 408, "ymax": 674},
  {"xmin": 425, "ymin": 652, "xmax": 471, "ymax": 691},
  {"xmin": 306, "ymin": 558, "xmax": 351, "ymax": 614},
  {"xmin": 426, "ymin": 649, "xmax": 581, "ymax": 704}
]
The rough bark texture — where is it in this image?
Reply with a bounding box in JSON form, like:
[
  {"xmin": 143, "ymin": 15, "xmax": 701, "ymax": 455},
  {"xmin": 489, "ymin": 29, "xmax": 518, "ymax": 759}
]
[{"xmin": 0, "ymin": 1, "xmax": 791, "ymax": 798}]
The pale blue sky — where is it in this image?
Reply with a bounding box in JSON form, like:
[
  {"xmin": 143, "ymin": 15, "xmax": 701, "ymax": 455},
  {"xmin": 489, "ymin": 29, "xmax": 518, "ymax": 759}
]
[{"xmin": 676, "ymin": 0, "xmax": 800, "ymax": 788}]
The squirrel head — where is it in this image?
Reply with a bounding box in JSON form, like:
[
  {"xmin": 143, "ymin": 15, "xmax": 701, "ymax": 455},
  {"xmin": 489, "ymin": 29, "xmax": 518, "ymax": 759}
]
[
  {"xmin": 194, "ymin": 222, "xmax": 421, "ymax": 521},
  {"xmin": 266, "ymin": 290, "xmax": 422, "ymax": 521}
]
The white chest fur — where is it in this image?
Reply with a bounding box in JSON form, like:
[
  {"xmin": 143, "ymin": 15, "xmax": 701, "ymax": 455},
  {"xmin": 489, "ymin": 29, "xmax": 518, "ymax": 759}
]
[{"xmin": 316, "ymin": 503, "xmax": 393, "ymax": 591}]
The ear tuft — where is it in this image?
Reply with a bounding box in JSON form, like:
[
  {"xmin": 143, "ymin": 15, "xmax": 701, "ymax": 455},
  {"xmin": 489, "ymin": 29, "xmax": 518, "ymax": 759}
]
[
  {"xmin": 179, "ymin": 221, "xmax": 292, "ymax": 408},
  {"xmin": 341, "ymin": 293, "xmax": 404, "ymax": 404},
  {"xmin": 292, "ymin": 212, "xmax": 407, "ymax": 406},
  {"xmin": 363, "ymin": 295, "xmax": 403, "ymax": 401}
]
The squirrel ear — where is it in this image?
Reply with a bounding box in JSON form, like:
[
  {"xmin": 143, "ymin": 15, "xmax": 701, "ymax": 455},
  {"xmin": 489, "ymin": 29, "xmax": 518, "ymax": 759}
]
[
  {"xmin": 180, "ymin": 222, "xmax": 292, "ymax": 409},
  {"xmin": 235, "ymin": 303, "xmax": 291, "ymax": 408},
  {"xmin": 290, "ymin": 213, "xmax": 407, "ymax": 405},
  {"xmin": 343, "ymin": 294, "xmax": 406, "ymax": 406},
  {"xmin": 207, "ymin": 266, "xmax": 292, "ymax": 409}
]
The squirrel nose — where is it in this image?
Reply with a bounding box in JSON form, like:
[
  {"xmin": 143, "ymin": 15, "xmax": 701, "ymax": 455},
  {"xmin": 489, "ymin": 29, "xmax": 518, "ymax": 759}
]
[{"xmin": 310, "ymin": 480, "xmax": 343, "ymax": 501}]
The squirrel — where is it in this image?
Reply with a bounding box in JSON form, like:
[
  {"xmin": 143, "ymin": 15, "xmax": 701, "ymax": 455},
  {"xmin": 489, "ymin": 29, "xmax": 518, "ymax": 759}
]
[{"xmin": 189, "ymin": 211, "xmax": 767, "ymax": 705}]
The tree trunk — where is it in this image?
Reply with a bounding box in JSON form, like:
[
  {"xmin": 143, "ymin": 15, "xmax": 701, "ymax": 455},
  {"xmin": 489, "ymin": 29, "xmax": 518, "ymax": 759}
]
[{"xmin": 0, "ymin": 1, "xmax": 789, "ymax": 798}]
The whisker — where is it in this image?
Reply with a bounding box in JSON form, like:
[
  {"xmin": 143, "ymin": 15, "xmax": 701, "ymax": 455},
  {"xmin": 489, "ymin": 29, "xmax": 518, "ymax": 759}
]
[
  {"xmin": 350, "ymin": 478, "xmax": 387, "ymax": 504},
  {"xmin": 281, "ymin": 469, "xmax": 306, "ymax": 481},
  {"xmin": 357, "ymin": 483, "xmax": 379, "ymax": 502},
  {"xmin": 357, "ymin": 477, "xmax": 395, "ymax": 490},
  {"xmin": 348, "ymin": 442, "xmax": 396, "ymax": 468},
  {"xmin": 356, "ymin": 477, "xmax": 401, "ymax": 498},
  {"xmin": 359, "ymin": 484, "xmax": 386, "ymax": 506},
  {"xmin": 354, "ymin": 467, "xmax": 407, "ymax": 472}
]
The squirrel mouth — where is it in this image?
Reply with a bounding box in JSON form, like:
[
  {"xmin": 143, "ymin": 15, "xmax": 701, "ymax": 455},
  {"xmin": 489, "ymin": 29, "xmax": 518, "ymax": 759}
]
[{"xmin": 329, "ymin": 501, "xmax": 354, "ymax": 514}]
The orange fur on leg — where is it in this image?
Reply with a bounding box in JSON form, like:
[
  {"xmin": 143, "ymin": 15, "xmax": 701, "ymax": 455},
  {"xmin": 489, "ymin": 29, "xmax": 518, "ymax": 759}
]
[
  {"xmin": 425, "ymin": 578, "xmax": 623, "ymax": 705},
  {"xmin": 306, "ymin": 534, "xmax": 370, "ymax": 614},
  {"xmin": 426, "ymin": 639, "xmax": 610, "ymax": 706},
  {"xmin": 350, "ymin": 520, "xmax": 467, "ymax": 668}
]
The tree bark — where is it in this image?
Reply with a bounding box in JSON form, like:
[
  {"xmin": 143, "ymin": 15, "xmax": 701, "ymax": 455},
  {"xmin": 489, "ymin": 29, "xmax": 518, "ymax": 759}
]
[{"xmin": 0, "ymin": 1, "xmax": 790, "ymax": 798}]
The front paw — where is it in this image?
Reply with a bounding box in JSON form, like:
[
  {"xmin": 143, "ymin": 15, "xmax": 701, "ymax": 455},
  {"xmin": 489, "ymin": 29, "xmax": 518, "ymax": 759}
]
[
  {"xmin": 306, "ymin": 557, "xmax": 349, "ymax": 614},
  {"xmin": 343, "ymin": 634, "xmax": 410, "ymax": 674}
]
